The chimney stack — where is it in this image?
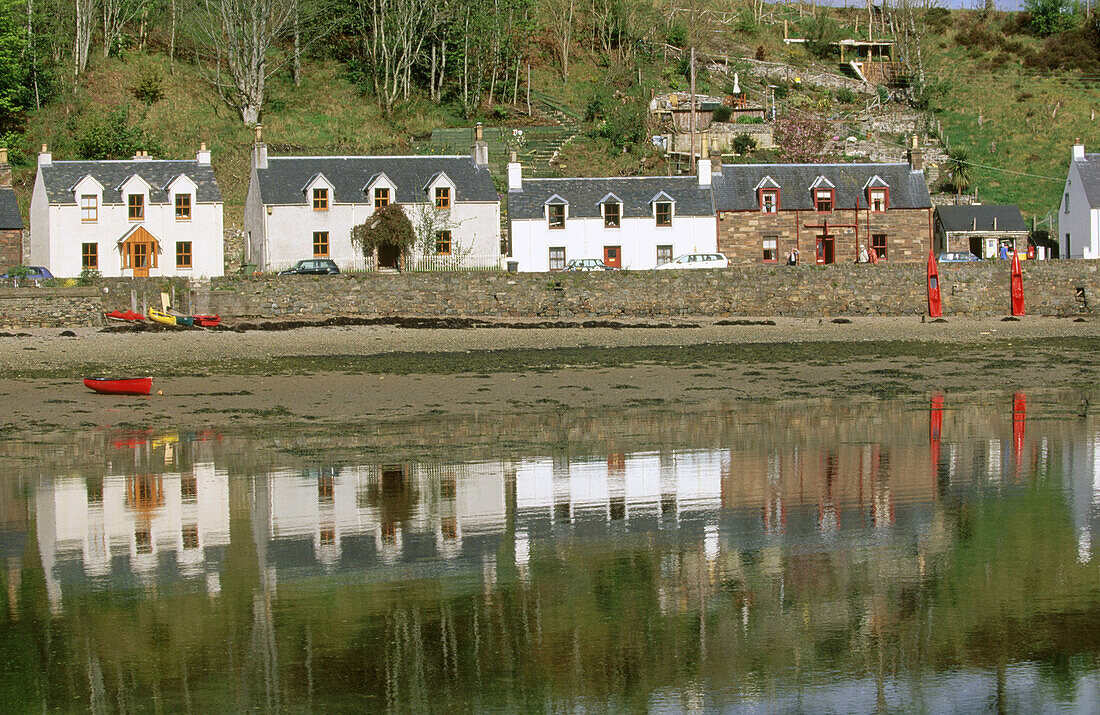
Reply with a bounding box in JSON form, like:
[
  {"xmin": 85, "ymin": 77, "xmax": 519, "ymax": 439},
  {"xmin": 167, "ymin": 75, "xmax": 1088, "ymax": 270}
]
[
  {"xmin": 197, "ymin": 142, "xmax": 211, "ymax": 165},
  {"xmin": 253, "ymin": 123, "xmax": 268, "ymax": 170},
  {"xmin": 38, "ymin": 144, "xmax": 51, "ymax": 168},
  {"xmin": 507, "ymin": 151, "xmax": 522, "ymax": 193},
  {"xmin": 1073, "ymin": 137, "xmax": 1085, "ymax": 161},
  {"xmin": 698, "ymin": 157, "xmax": 712, "ymax": 186},
  {"xmin": 906, "ymin": 134, "xmax": 923, "ymax": 172},
  {"xmin": 472, "ymin": 122, "xmax": 489, "ymax": 168},
  {"xmin": 709, "ymin": 145, "xmax": 723, "ymax": 176},
  {"xmin": 0, "ymin": 148, "xmax": 10, "ymax": 189},
  {"xmin": 133, "ymin": 150, "xmax": 151, "ymax": 161}
]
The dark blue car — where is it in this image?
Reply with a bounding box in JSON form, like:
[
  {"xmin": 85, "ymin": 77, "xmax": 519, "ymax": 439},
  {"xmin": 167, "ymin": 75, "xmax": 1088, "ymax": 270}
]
[{"xmin": 0, "ymin": 266, "xmax": 54, "ymax": 285}]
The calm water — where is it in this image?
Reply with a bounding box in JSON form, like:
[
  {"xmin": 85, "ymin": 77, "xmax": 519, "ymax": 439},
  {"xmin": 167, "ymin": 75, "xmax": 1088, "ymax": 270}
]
[{"xmin": 2, "ymin": 393, "xmax": 1100, "ymax": 711}]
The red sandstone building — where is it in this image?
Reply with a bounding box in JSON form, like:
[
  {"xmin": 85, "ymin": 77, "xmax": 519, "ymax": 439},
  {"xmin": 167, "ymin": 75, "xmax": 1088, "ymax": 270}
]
[
  {"xmin": 710, "ymin": 140, "xmax": 932, "ymax": 265},
  {"xmin": 0, "ymin": 148, "xmax": 22, "ymax": 268}
]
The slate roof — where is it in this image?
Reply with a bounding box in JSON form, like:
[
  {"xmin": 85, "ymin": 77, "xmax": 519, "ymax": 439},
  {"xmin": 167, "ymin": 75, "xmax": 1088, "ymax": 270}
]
[
  {"xmin": 254, "ymin": 156, "xmax": 498, "ymax": 206},
  {"xmin": 712, "ymin": 163, "xmax": 931, "ymax": 211},
  {"xmin": 0, "ymin": 188, "xmax": 21, "ymax": 230},
  {"xmin": 39, "ymin": 159, "xmax": 221, "ymax": 206},
  {"xmin": 508, "ymin": 176, "xmax": 714, "ymax": 220},
  {"xmin": 1073, "ymin": 153, "xmax": 1100, "ymax": 207},
  {"xmin": 935, "ymin": 204, "xmax": 1027, "ymax": 233}
]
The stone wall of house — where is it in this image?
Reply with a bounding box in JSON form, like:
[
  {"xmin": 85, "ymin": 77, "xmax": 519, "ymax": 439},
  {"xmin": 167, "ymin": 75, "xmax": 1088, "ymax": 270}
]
[
  {"xmin": 1, "ymin": 262, "xmax": 1097, "ymax": 327},
  {"xmin": 0, "ymin": 229, "xmax": 21, "ymax": 268},
  {"xmin": 718, "ymin": 208, "xmax": 934, "ymax": 266}
]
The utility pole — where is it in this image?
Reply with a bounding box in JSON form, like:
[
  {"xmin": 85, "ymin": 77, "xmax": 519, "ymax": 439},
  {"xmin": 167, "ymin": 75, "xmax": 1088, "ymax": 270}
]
[{"xmin": 690, "ymin": 46, "xmax": 696, "ymax": 172}]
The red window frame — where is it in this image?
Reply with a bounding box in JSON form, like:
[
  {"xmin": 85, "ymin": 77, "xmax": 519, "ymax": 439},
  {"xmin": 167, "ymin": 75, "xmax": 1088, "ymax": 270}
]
[
  {"xmin": 868, "ymin": 187, "xmax": 889, "ymax": 213},
  {"xmin": 814, "ymin": 188, "xmax": 834, "ymax": 213},
  {"xmin": 762, "ymin": 236, "xmax": 778, "ymax": 263},
  {"xmin": 871, "ymin": 233, "xmax": 887, "ymax": 260}
]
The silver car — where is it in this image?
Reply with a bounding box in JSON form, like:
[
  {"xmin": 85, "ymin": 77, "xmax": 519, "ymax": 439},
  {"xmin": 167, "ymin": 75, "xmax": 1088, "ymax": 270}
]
[{"xmin": 655, "ymin": 253, "xmax": 729, "ymax": 269}]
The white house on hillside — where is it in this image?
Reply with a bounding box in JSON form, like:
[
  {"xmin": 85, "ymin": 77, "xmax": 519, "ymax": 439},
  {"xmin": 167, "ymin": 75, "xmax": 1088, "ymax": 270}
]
[
  {"xmin": 1060, "ymin": 138, "xmax": 1100, "ymax": 259},
  {"xmin": 30, "ymin": 145, "xmax": 224, "ymax": 277},
  {"xmin": 243, "ymin": 125, "xmax": 501, "ymax": 272},
  {"xmin": 506, "ymin": 156, "xmax": 718, "ymax": 271}
]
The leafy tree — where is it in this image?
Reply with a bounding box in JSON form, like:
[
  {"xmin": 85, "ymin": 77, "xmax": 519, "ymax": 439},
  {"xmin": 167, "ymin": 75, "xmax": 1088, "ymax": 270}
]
[
  {"xmin": 351, "ymin": 204, "xmax": 416, "ymax": 267},
  {"xmin": 1025, "ymin": 0, "xmax": 1075, "ymax": 37},
  {"xmin": 944, "ymin": 146, "xmax": 972, "ymax": 196},
  {"xmin": 773, "ymin": 112, "xmax": 834, "ymax": 163},
  {"xmin": 805, "ymin": 12, "xmax": 841, "ymax": 60},
  {"xmin": 0, "ymin": 0, "xmax": 31, "ymax": 130}
]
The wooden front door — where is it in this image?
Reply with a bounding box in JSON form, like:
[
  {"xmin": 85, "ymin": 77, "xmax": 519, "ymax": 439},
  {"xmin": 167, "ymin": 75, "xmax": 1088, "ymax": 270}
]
[
  {"xmin": 603, "ymin": 245, "xmax": 621, "ymax": 269},
  {"xmin": 377, "ymin": 244, "xmax": 400, "ymax": 269},
  {"xmin": 816, "ymin": 235, "xmax": 835, "ymax": 265},
  {"xmin": 121, "ymin": 226, "xmax": 159, "ymax": 277}
]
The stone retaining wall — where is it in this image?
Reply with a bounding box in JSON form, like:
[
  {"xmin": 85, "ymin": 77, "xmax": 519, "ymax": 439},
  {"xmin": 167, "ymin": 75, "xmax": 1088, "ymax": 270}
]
[{"xmin": 1, "ymin": 262, "xmax": 1096, "ymax": 327}]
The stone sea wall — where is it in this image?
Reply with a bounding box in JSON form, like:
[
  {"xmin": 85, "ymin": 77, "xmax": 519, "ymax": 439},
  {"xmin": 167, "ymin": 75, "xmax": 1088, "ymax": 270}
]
[
  {"xmin": 193, "ymin": 261, "xmax": 1099, "ymax": 320},
  {"xmin": 0, "ymin": 262, "xmax": 1097, "ymax": 328}
]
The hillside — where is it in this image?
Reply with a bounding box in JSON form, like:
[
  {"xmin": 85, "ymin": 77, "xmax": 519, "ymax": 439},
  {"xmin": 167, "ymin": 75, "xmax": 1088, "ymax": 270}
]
[{"xmin": 3, "ymin": 4, "xmax": 1098, "ymax": 227}]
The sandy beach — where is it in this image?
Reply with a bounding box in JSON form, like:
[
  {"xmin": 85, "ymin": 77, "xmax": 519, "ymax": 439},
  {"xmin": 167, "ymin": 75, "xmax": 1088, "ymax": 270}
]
[{"xmin": 1, "ymin": 315, "xmax": 1097, "ymax": 433}]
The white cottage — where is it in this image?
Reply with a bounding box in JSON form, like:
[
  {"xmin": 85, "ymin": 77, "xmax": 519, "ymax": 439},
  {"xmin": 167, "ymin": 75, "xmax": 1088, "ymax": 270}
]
[
  {"xmin": 1060, "ymin": 139, "xmax": 1100, "ymax": 259},
  {"xmin": 30, "ymin": 145, "xmax": 224, "ymax": 277},
  {"xmin": 506, "ymin": 157, "xmax": 718, "ymax": 271},
  {"xmin": 244, "ymin": 126, "xmax": 502, "ymax": 272}
]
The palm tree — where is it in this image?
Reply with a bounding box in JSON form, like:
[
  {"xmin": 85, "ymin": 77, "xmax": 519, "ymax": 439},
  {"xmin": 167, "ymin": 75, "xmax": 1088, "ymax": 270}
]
[{"xmin": 945, "ymin": 146, "xmax": 973, "ymax": 197}]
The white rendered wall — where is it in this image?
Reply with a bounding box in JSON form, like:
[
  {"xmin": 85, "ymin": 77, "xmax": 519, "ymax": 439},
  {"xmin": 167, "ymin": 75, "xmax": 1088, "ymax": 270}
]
[
  {"xmin": 1060, "ymin": 162, "xmax": 1096, "ymax": 259},
  {"xmin": 261, "ymin": 200, "xmax": 501, "ymax": 271},
  {"xmin": 509, "ymin": 213, "xmax": 717, "ymax": 271}
]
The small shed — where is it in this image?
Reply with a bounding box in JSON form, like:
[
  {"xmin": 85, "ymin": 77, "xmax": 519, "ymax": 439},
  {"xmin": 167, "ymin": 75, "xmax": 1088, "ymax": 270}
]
[{"xmin": 934, "ymin": 204, "xmax": 1028, "ymax": 259}]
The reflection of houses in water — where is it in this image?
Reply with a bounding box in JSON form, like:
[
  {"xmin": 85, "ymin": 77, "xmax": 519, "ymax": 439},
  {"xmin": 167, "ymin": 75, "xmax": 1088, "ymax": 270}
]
[
  {"xmin": 516, "ymin": 450, "xmax": 725, "ymax": 529},
  {"xmin": 1064, "ymin": 434, "xmax": 1100, "ymax": 563},
  {"xmin": 258, "ymin": 461, "xmax": 507, "ymax": 572},
  {"xmin": 35, "ymin": 462, "xmax": 229, "ymax": 610}
]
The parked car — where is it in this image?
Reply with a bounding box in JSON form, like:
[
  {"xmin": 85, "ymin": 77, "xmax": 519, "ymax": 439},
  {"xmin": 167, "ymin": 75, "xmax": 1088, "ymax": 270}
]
[
  {"xmin": 564, "ymin": 258, "xmax": 615, "ymax": 272},
  {"xmin": 278, "ymin": 259, "xmax": 340, "ymax": 275},
  {"xmin": 654, "ymin": 253, "xmax": 729, "ymax": 270},
  {"xmin": 0, "ymin": 265, "xmax": 54, "ymax": 285},
  {"xmin": 937, "ymin": 252, "xmax": 980, "ymax": 263}
]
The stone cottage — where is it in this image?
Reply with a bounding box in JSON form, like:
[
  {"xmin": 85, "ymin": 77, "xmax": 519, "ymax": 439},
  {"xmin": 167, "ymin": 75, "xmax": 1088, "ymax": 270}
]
[
  {"xmin": 711, "ymin": 139, "xmax": 933, "ymax": 265},
  {"xmin": 0, "ymin": 149, "xmax": 22, "ymax": 268}
]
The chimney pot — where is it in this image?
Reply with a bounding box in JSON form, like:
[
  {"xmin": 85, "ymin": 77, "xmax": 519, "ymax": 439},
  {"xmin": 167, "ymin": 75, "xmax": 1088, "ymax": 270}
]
[
  {"xmin": 0, "ymin": 148, "xmax": 7, "ymax": 164},
  {"xmin": 41, "ymin": 144, "xmax": 47, "ymax": 153},
  {"xmin": 475, "ymin": 123, "xmax": 483, "ymax": 142},
  {"xmin": 255, "ymin": 124, "xmax": 263, "ymax": 143},
  {"xmin": 0, "ymin": 148, "xmax": 10, "ymax": 188}
]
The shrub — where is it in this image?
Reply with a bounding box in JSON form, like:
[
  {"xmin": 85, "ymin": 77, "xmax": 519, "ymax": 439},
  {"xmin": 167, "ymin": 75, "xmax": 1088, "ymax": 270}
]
[
  {"xmin": 712, "ymin": 105, "xmax": 732, "ymax": 123},
  {"xmin": 755, "ymin": 45, "xmax": 766, "ymax": 61},
  {"xmin": 351, "ymin": 204, "xmax": 415, "ymax": 264},
  {"xmin": 805, "ymin": 14, "xmax": 841, "ymax": 59},
  {"xmin": 1025, "ymin": 0, "xmax": 1075, "ymax": 37},
  {"xmin": 77, "ymin": 268, "xmax": 101, "ymax": 286},
  {"xmin": 131, "ymin": 69, "xmax": 164, "ymax": 105},
  {"xmin": 74, "ymin": 105, "xmax": 162, "ymax": 160},
  {"xmin": 926, "ymin": 7, "xmax": 953, "ymax": 33},
  {"xmin": 666, "ymin": 22, "xmax": 688, "ymax": 48},
  {"xmin": 877, "ymin": 85, "xmax": 889, "ymax": 104},
  {"xmin": 737, "ymin": 115, "xmax": 764, "ymax": 124},
  {"xmin": 732, "ymin": 134, "xmax": 757, "ymax": 154},
  {"xmin": 773, "ymin": 111, "xmax": 834, "ymax": 162},
  {"xmin": 835, "ymin": 87, "xmax": 857, "ymax": 104}
]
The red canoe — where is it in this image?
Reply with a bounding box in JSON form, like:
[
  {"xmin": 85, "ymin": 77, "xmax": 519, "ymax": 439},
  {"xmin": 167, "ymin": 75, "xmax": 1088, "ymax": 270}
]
[
  {"xmin": 105, "ymin": 309, "xmax": 146, "ymax": 322},
  {"xmin": 83, "ymin": 377, "xmax": 153, "ymax": 395},
  {"xmin": 193, "ymin": 314, "xmax": 221, "ymax": 327}
]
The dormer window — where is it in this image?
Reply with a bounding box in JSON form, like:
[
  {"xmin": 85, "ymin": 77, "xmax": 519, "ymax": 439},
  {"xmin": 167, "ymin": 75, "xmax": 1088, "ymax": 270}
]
[
  {"xmin": 869, "ymin": 189, "xmax": 887, "ymax": 212},
  {"xmin": 313, "ymin": 188, "xmax": 329, "ymax": 210},
  {"xmin": 175, "ymin": 193, "xmax": 192, "ymax": 220},
  {"xmin": 761, "ymin": 189, "xmax": 778, "ymax": 213},
  {"xmin": 374, "ymin": 188, "xmax": 390, "ymax": 207},
  {"xmin": 128, "ymin": 194, "xmax": 144, "ymax": 221},
  {"xmin": 435, "ymin": 187, "xmax": 451, "ymax": 209},
  {"xmin": 655, "ymin": 202, "xmax": 672, "ymax": 227},
  {"xmin": 548, "ymin": 204, "xmax": 566, "ymax": 229},
  {"xmin": 603, "ymin": 202, "xmax": 621, "ymax": 228},
  {"xmin": 815, "ymin": 188, "xmax": 834, "ymax": 213},
  {"xmin": 80, "ymin": 195, "xmax": 97, "ymax": 222}
]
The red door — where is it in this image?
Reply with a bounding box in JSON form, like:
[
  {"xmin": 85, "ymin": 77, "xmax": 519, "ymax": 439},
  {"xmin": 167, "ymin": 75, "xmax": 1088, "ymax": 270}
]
[
  {"xmin": 603, "ymin": 246, "xmax": 621, "ymax": 269},
  {"xmin": 816, "ymin": 235, "xmax": 835, "ymax": 264}
]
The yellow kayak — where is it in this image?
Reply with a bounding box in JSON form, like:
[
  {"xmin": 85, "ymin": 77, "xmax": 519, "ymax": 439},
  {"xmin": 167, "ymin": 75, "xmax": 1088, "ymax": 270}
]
[{"xmin": 148, "ymin": 307, "xmax": 177, "ymax": 326}]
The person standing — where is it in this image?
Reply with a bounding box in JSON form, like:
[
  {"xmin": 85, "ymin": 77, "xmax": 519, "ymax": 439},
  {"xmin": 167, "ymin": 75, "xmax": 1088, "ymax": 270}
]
[{"xmin": 786, "ymin": 248, "xmax": 800, "ymax": 266}]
